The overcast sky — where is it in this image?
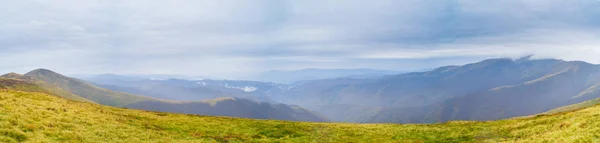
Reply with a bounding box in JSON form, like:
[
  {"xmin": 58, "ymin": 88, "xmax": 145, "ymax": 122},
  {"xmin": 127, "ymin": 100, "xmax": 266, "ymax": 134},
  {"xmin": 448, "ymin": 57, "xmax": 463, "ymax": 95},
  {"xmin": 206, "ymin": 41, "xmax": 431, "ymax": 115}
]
[{"xmin": 1, "ymin": 0, "xmax": 599, "ymax": 79}]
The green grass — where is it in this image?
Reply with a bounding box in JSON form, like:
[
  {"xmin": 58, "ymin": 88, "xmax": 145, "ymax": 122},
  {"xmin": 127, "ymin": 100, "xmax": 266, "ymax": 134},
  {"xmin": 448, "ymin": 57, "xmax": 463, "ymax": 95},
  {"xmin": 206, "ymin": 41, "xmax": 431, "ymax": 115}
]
[{"xmin": 1, "ymin": 90, "xmax": 600, "ymax": 142}]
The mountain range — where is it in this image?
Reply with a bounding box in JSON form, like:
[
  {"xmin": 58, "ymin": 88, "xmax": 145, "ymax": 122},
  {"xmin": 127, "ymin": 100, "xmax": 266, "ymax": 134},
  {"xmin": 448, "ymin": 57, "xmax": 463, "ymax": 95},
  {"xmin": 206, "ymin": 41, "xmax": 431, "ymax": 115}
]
[
  {"xmin": 20, "ymin": 57, "xmax": 600, "ymax": 124},
  {"xmin": 281, "ymin": 57, "xmax": 600, "ymax": 123},
  {"xmin": 0, "ymin": 70, "xmax": 327, "ymax": 122},
  {"xmin": 83, "ymin": 74, "xmax": 289, "ymax": 104},
  {"xmin": 3, "ymin": 84, "xmax": 600, "ymax": 142},
  {"xmin": 252, "ymin": 68, "xmax": 401, "ymax": 83}
]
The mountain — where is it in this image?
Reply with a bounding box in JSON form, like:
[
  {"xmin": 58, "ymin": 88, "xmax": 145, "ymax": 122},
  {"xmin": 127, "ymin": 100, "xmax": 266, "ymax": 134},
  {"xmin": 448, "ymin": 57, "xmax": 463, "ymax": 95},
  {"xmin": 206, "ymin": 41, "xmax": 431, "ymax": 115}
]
[
  {"xmin": 0, "ymin": 77, "xmax": 48, "ymax": 93},
  {"xmin": 1, "ymin": 88, "xmax": 600, "ymax": 142},
  {"xmin": 545, "ymin": 98, "xmax": 600, "ymax": 114},
  {"xmin": 272, "ymin": 58, "xmax": 600, "ymax": 123},
  {"xmin": 284, "ymin": 58, "xmax": 566, "ymax": 108},
  {"xmin": 86, "ymin": 76, "xmax": 232, "ymax": 101},
  {"xmin": 84, "ymin": 75, "xmax": 288, "ymax": 102},
  {"xmin": 368, "ymin": 59, "xmax": 600, "ymax": 123},
  {"xmin": 2, "ymin": 69, "xmax": 326, "ymax": 122},
  {"xmin": 67, "ymin": 57, "xmax": 600, "ymax": 124},
  {"xmin": 24, "ymin": 69, "xmax": 153, "ymax": 107},
  {"xmin": 127, "ymin": 97, "xmax": 327, "ymax": 122},
  {"xmin": 1, "ymin": 72, "xmax": 94, "ymax": 103},
  {"xmin": 75, "ymin": 73, "xmax": 211, "ymax": 81},
  {"xmin": 254, "ymin": 68, "xmax": 401, "ymax": 83}
]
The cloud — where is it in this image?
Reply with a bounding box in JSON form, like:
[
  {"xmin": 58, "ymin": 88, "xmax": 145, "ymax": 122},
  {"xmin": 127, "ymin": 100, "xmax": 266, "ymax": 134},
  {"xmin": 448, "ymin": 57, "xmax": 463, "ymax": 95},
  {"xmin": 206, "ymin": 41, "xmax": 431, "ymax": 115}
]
[{"xmin": 0, "ymin": 0, "xmax": 599, "ymax": 78}]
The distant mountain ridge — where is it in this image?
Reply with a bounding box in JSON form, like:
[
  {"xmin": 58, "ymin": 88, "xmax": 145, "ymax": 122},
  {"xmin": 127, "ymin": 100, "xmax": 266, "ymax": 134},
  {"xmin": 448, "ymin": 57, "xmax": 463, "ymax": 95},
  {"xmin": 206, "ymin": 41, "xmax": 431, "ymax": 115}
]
[
  {"xmin": 24, "ymin": 69, "xmax": 153, "ymax": 107},
  {"xmin": 1, "ymin": 69, "xmax": 327, "ymax": 122},
  {"xmin": 84, "ymin": 75, "xmax": 288, "ymax": 102},
  {"xmin": 127, "ymin": 97, "xmax": 327, "ymax": 122},
  {"xmin": 253, "ymin": 68, "xmax": 401, "ymax": 83},
  {"xmin": 1, "ymin": 72, "xmax": 95, "ymax": 103},
  {"xmin": 77, "ymin": 57, "xmax": 600, "ymax": 124},
  {"xmin": 272, "ymin": 58, "xmax": 600, "ymax": 123}
]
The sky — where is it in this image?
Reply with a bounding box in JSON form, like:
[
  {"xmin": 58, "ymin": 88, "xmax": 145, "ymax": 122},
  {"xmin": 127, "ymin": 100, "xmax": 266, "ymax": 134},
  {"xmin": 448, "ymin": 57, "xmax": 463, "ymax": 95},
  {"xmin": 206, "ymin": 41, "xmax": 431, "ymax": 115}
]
[{"xmin": 1, "ymin": 0, "xmax": 599, "ymax": 79}]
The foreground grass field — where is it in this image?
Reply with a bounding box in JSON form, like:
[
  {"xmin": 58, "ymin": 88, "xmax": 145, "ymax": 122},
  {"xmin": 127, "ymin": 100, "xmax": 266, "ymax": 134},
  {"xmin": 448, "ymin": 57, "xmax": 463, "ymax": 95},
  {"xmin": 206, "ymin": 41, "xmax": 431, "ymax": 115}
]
[{"xmin": 1, "ymin": 90, "xmax": 599, "ymax": 142}]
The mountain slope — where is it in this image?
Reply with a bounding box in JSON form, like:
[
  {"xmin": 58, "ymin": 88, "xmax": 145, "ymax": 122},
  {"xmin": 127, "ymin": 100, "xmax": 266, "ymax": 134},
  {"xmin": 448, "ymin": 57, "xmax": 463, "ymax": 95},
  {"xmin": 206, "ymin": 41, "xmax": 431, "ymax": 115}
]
[
  {"xmin": 92, "ymin": 81, "xmax": 229, "ymax": 101},
  {"xmin": 126, "ymin": 98, "xmax": 327, "ymax": 122},
  {"xmin": 0, "ymin": 73, "xmax": 93, "ymax": 103},
  {"xmin": 80, "ymin": 58, "xmax": 600, "ymax": 123},
  {"xmin": 1, "ymin": 90, "xmax": 600, "ymax": 142},
  {"xmin": 546, "ymin": 98, "xmax": 600, "ymax": 114},
  {"xmin": 0, "ymin": 77, "xmax": 48, "ymax": 93},
  {"xmin": 255, "ymin": 68, "xmax": 400, "ymax": 83},
  {"xmin": 273, "ymin": 58, "xmax": 600, "ymax": 123},
  {"xmin": 6, "ymin": 69, "xmax": 326, "ymax": 122},
  {"xmin": 369, "ymin": 60, "xmax": 600, "ymax": 123},
  {"xmin": 24, "ymin": 69, "xmax": 152, "ymax": 107},
  {"xmin": 287, "ymin": 58, "xmax": 567, "ymax": 109},
  {"xmin": 85, "ymin": 75, "xmax": 286, "ymax": 102},
  {"xmin": 81, "ymin": 74, "xmax": 229, "ymax": 101}
]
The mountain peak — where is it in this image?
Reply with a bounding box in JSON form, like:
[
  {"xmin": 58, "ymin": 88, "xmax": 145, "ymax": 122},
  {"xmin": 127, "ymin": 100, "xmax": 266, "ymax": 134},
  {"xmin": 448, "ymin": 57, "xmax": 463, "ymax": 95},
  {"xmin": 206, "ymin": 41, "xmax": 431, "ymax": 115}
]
[
  {"xmin": 23, "ymin": 68, "xmax": 73, "ymax": 83},
  {"xmin": 26, "ymin": 68, "xmax": 56, "ymax": 74},
  {"xmin": 24, "ymin": 68, "xmax": 64, "ymax": 77}
]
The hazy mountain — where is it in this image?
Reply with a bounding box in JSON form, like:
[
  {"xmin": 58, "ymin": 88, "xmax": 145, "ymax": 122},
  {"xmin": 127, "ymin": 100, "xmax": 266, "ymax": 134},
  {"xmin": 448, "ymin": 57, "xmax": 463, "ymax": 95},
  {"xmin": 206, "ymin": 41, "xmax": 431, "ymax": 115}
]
[
  {"xmin": 76, "ymin": 73, "xmax": 211, "ymax": 82},
  {"xmin": 369, "ymin": 60, "xmax": 600, "ymax": 123},
  {"xmin": 24, "ymin": 69, "xmax": 153, "ymax": 107},
  {"xmin": 254, "ymin": 68, "xmax": 401, "ymax": 83},
  {"xmin": 84, "ymin": 75, "xmax": 288, "ymax": 102},
  {"xmin": 4, "ymin": 84, "xmax": 600, "ymax": 142},
  {"xmin": 75, "ymin": 57, "xmax": 600, "ymax": 124},
  {"xmin": 193, "ymin": 79, "xmax": 289, "ymax": 101},
  {"xmin": 82, "ymin": 69, "xmax": 402, "ymax": 103},
  {"xmin": 1, "ymin": 72, "xmax": 95, "ymax": 103},
  {"xmin": 3, "ymin": 69, "xmax": 327, "ymax": 122},
  {"xmin": 284, "ymin": 58, "xmax": 563, "ymax": 108},
  {"xmin": 274, "ymin": 58, "xmax": 600, "ymax": 123},
  {"xmin": 127, "ymin": 97, "xmax": 328, "ymax": 122},
  {"xmin": 85, "ymin": 76, "xmax": 232, "ymax": 101}
]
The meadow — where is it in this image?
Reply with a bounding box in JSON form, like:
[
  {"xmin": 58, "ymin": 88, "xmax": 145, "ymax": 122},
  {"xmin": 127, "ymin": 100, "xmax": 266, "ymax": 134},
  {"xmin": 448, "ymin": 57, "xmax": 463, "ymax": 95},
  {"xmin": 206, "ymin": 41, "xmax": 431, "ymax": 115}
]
[{"xmin": 0, "ymin": 90, "xmax": 599, "ymax": 142}]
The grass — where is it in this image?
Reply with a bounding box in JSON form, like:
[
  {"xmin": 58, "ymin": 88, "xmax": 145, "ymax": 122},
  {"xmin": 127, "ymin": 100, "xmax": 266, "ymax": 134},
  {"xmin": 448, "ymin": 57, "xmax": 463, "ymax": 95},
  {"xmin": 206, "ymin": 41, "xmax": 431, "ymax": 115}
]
[{"xmin": 1, "ymin": 90, "xmax": 600, "ymax": 142}]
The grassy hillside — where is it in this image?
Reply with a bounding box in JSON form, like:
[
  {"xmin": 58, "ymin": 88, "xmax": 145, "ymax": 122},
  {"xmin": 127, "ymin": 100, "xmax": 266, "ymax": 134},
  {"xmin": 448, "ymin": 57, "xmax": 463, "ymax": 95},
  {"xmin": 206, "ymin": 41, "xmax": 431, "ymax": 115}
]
[
  {"xmin": 0, "ymin": 74, "xmax": 93, "ymax": 103},
  {"xmin": 24, "ymin": 69, "xmax": 152, "ymax": 107},
  {"xmin": 0, "ymin": 78, "xmax": 47, "ymax": 92},
  {"xmin": 0, "ymin": 77, "xmax": 93, "ymax": 103},
  {"xmin": 1, "ymin": 90, "xmax": 600, "ymax": 142},
  {"xmin": 4, "ymin": 69, "xmax": 327, "ymax": 122}
]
